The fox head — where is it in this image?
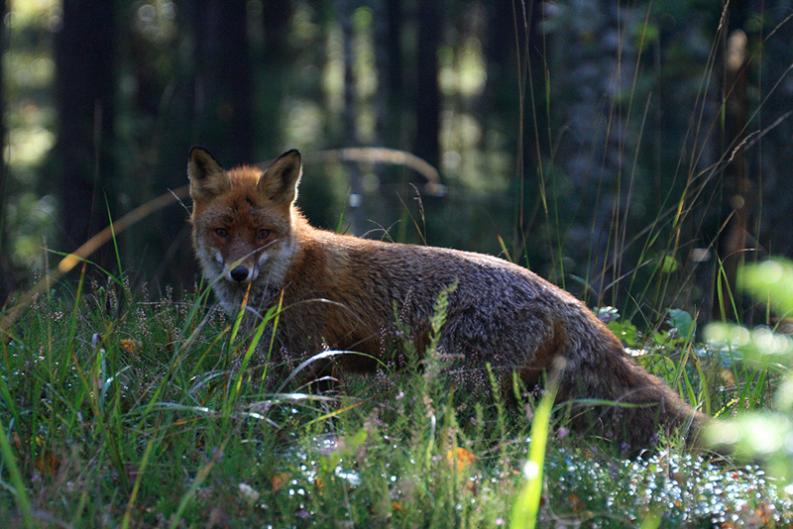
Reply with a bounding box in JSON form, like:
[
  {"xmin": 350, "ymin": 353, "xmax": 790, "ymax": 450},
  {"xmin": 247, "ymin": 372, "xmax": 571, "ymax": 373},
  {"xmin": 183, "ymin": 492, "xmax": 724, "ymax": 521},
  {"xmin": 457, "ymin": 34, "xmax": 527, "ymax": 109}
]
[{"xmin": 188, "ymin": 147, "xmax": 302, "ymax": 293}]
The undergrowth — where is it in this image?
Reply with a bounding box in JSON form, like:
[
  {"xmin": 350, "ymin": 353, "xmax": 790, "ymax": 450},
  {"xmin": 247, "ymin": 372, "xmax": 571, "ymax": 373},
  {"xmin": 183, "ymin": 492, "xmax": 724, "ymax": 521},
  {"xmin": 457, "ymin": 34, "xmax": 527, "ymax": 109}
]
[{"xmin": 0, "ymin": 273, "xmax": 789, "ymax": 528}]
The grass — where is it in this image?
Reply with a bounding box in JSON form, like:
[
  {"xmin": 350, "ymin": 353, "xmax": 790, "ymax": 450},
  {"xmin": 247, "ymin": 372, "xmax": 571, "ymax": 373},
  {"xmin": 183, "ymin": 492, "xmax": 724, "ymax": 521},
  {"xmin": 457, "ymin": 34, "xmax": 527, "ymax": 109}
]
[{"xmin": 0, "ymin": 274, "xmax": 791, "ymax": 528}]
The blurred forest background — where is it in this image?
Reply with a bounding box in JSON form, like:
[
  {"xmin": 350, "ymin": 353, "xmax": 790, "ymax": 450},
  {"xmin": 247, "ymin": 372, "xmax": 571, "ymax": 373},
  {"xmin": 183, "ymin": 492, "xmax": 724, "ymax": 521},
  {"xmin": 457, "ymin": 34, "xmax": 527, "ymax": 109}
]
[{"xmin": 0, "ymin": 0, "xmax": 792, "ymax": 326}]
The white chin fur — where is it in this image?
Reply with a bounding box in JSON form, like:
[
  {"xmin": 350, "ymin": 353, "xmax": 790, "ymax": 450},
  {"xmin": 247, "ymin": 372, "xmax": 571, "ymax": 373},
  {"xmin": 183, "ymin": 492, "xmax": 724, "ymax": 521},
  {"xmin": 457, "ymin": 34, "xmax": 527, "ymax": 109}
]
[
  {"xmin": 262, "ymin": 238, "xmax": 296, "ymax": 286},
  {"xmin": 196, "ymin": 243, "xmax": 223, "ymax": 282},
  {"xmin": 197, "ymin": 237, "xmax": 297, "ymax": 312}
]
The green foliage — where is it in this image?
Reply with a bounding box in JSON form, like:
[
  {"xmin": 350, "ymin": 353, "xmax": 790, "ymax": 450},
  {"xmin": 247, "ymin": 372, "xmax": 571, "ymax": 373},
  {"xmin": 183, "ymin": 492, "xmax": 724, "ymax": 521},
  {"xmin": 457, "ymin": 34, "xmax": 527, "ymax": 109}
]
[
  {"xmin": 427, "ymin": 280, "xmax": 458, "ymax": 353},
  {"xmin": 667, "ymin": 309, "xmax": 695, "ymax": 341},
  {"xmin": 608, "ymin": 319, "xmax": 641, "ymax": 348},
  {"xmin": 0, "ymin": 278, "xmax": 790, "ymax": 526},
  {"xmin": 0, "ymin": 420, "xmax": 34, "ymax": 528},
  {"xmin": 739, "ymin": 259, "xmax": 793, "ymax": 317},
  {"xmin": 705, "ymin": 259, "xmax": 793, "ymax": 488},
  {"xmin": 510, "ymin": 375, "xmax": 558, "ymax": 529}
]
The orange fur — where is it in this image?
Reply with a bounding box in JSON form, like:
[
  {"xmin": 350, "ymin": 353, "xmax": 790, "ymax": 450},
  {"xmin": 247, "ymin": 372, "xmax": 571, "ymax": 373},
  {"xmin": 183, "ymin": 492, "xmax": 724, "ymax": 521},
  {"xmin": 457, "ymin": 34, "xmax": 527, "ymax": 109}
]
[{"xmin": 188, "ymin": 147, "xmax": 706, "ymax": 450}]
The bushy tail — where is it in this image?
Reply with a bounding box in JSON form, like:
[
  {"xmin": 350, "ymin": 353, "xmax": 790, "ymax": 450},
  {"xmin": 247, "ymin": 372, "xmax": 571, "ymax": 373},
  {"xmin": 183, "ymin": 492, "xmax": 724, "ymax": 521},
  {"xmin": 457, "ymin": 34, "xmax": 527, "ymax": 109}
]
[{"xmin": 558, "ymin": 317, "xmax": 706, "ymax": 452}]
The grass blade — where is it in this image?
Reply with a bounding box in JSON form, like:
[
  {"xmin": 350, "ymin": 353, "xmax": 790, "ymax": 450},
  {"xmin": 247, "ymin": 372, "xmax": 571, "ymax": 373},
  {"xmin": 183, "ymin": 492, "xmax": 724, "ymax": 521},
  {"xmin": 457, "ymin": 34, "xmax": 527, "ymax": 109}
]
[
  {"xmin": 121, "ymin": 433, "xmax": 158, "ymax": 529},
  {"xmin": 0, "ymin": 420, "xmax": 35, "ymax": 529},
  {"xmin": 228, "ymin": 282, "xmax": 252, "ymax": 347},
  {"xmin": 510, "ymin": 375, "xmax": 559, "ymax": 529},
  {"xmin": 168, "ymin": 438, "xmax": 228, "ymax": 529}
]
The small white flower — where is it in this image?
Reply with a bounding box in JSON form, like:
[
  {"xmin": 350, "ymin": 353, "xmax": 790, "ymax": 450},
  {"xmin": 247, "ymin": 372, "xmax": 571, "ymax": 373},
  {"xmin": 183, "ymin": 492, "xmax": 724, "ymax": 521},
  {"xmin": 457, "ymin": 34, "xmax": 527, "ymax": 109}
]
[{"xmin": 238, "ymin": 482, "xmax": 260, "ymax": 504}]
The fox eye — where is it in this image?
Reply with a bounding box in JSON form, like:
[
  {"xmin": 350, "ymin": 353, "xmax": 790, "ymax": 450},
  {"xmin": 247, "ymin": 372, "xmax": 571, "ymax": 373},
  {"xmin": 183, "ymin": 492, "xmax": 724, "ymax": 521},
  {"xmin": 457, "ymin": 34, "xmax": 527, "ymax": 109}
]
[
  {"xmin": 214, "ymin": 228, "xmax": 229, "ymax": 238},
  {"xmin": 256, "ymin": 229, "xmax": 271, "ymax": 240}
]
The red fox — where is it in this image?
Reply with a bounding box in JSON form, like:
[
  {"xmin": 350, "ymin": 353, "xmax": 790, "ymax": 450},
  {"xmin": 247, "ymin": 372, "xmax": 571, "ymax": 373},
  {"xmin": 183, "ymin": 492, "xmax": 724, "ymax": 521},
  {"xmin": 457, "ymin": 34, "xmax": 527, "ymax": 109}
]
[{"xmin": 188, "ymin": 147, "xmax": 705, "ymax": 449}]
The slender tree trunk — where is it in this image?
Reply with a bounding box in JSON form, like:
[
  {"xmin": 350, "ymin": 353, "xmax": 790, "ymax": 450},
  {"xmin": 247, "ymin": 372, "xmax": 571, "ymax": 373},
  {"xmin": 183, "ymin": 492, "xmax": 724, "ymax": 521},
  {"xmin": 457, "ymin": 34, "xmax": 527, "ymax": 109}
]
[
  {"xmin": 261, "ymin": 0, "xmax": 294, "ymax": 154},
  {"xmin": 339, "ymin": 0, "xmax": 364, "ymax": 234},
  {"xmin": 494, "ymin": 0, "xmax": 544, "ymax": 259},
  {"xmin": 0, "ymin": 0, "xmax": 10, "ymax": 303},
  {"xmin": 193, "ymin": 0, "xmax": 253, "ymax": 165},
  {"xmin": 482, "ymin": 0, "xmax": 516, "ymax": 131},
  {"xmin": 372, "ymin": 0, "xmax": 388, "ymax": 148},
  {"xmin": 414, "ymin": 0, "xmax": 441, "ymax": 169},
  {"xmin": 54, "ymin": 0, "xmax": 116, "ymax": 265},
  {"xmin": 125, "ymin": 2, "xmax": 197, "ymax": 290},
  {"xmin": 383, "ymin": 0, "xmax": 402, "ymax": 147},
  {"xmin": 716, "ymin": 28, "xmax": 750, "ymax": 320},
  {"xmin": 755, "ymin": 3, "xmax": 793, "ymax": 260}
]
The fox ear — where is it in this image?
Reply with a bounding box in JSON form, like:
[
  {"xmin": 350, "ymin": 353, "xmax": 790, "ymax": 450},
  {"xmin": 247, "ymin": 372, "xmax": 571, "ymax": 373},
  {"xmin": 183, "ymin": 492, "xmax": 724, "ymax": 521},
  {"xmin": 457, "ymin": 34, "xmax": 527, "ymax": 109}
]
[
  {"xmin": 258, "ymin": 149, "xmax": 302, "ymax": 204},
  {"xmin": 188, "ymin": 147, "xmax": 229, "ymax": 201}
]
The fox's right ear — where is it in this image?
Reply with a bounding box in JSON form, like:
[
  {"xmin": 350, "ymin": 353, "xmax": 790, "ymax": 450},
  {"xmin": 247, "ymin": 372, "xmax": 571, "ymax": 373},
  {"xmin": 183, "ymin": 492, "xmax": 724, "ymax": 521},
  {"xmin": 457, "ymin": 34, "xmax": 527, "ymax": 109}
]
[
  {"xmin": 258, "ymin": 149, "xmax": 302, "ymax": 204},
  {"xmin": 188, "ymin": 147, "xmax": 229, "ymax": 202}
]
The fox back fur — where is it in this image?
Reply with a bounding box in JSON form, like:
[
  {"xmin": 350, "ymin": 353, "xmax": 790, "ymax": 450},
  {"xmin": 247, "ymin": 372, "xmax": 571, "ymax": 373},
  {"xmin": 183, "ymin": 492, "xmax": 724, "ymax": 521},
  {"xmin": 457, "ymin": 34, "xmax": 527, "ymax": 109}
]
[{"xmin": 188, "ymin": 147, "xmax": 705, "ymax": 450}]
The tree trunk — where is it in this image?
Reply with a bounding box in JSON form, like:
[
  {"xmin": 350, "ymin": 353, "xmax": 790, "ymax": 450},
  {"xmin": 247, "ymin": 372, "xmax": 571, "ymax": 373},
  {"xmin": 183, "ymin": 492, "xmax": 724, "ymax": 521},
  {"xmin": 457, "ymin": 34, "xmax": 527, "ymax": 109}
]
[
  {"xmin": 0, "ymin": 0, "xmax": 10, "ymax": 303},
  {"xmin": 193, "ymin": 0, "xmax": 253, "ymax": 165},
  {"xmin": 260, "ymin": 0, "xmax": 294, "ymax": 154},
  {"xmin": 339, "ymin": 0, "xmax": 364, "ymax": 234},
  {"xmin": 490, "ymin": 0, "xmax": 544, "ymax": 259},
  {"xmin": 54, "ymin": 0, "xmax": 116, "ymax": 264},
  {"xmin": 383, "ymin": 0, "xmax": 402, "ymax": 147},
  {"xmin": 715, "ymin": 27, "xmax": 750, "ymax": 320},
  {"xmin": 754, "ymin": 3, "xmax": 793, "ymax": 262},
  {"xmin": 124, "ymin": 2, "xmax": 196, "ymax": 290},
  {"xmin": 414, "ymin": 0, "xmax": 441, "ymax": 169}
]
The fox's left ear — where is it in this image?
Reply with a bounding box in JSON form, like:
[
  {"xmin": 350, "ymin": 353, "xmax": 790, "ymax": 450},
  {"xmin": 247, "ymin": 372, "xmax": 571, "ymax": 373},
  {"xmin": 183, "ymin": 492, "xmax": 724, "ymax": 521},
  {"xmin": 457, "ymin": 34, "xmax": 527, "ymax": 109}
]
[
  {"xmin": 188, "ymin": 147, "xmax": 229, "ymax": 202},
  {"xmin": 258, "ymin": 149, "xmax": 302, "ymax": 204}
]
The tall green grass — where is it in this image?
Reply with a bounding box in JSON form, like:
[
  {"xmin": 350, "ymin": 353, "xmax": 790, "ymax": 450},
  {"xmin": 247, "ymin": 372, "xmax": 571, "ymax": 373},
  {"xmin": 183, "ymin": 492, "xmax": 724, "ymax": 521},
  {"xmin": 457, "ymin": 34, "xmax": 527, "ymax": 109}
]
[{"xmin": 0, "ymin": 269, "xmax": 789, "ymax": 527}]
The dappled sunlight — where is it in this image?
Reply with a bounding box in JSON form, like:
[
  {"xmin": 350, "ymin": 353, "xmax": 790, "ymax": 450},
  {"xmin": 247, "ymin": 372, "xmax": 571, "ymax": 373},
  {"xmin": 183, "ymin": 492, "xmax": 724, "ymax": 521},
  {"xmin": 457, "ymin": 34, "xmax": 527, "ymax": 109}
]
[
  {"xmin": 440, "ymin": 36, "xmax": 487, "ymax": 98},
  {"xmin": 7, "ymin": 125, "xmax": 53, "ymax": 168}
]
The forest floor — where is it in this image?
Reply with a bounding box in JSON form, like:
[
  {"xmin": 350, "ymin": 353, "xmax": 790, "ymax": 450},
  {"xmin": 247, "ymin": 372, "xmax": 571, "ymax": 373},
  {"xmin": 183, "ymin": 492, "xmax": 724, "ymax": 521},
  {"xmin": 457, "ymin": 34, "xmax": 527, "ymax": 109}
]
[{"xmin": 0, "ymin": 280, "xmax": 790, "ymax": 529}]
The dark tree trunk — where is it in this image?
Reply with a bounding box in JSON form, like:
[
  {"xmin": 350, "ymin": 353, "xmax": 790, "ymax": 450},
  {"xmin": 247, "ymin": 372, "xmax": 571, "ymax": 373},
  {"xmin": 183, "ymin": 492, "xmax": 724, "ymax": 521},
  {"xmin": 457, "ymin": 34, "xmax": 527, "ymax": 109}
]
[
  {"xmin": 715, "ymin": 26, "xmax": 751, "ymax": 320},
  {"xmin": 383, "ymin": 0, "xmax": 402, "ymax": 146},
  {"xmin": 0, "ymin": 0, "xmax": 10, "ymax": 303},
  {"xmin": 124, "ymin": 2, "xmax": 196, "ymax": 290},
  {"xmin": 193, "ymin": 0, "xmax": 253, "ymax": 165},
  {"xmin": 339, "ymin": 0, "xmax": 364, "ymax": 234},
  {"xmin": 491, "ymin": 0, "xmax": 545, "ymax": 260},
  {"xmin": 260, "ymin": 0, "xmax": 294, "ymax": 154},
  {"xmin": 54, "ymin": 0, "xmax": 116, "ymax": 263},
  {"xmin": 755, "ymin": 3, "xmax": 793, "ymax": 259},
  {"xmin": 414, "ymin": 0, "xmax": 441, "ymax": 169},
  {"xmin": 482, "ymin": 0, "xmax": 517, "ymax": 131}
]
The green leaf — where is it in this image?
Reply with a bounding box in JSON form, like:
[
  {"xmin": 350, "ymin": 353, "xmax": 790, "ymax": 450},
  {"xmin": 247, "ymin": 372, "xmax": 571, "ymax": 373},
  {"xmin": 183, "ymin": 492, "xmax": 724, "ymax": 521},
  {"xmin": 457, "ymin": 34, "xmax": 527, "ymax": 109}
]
[
  {"xmin": 739, "ymin": 259, "xmax": 793, "ymax": 317},
  {"xmin": 705, "ymin": 413, "xmax": 792, "ymax": 458},
  {"xmin": 510, "ymin": 378, "xmax": 559, "ymax": 529},
  {"xmin": 704, "ymin": 322, "xmax": 793, "ymax": 367},
  {"xmin": 607, "ymin": 320, "xmax": 640, "ymax": 348},
  {"xmin": 667, "ymin": 309, "xmax": 695, "ymax": 340},
  {"xmin": 660, "ymin": 254, "xmax": 679, "ymax": 274}
]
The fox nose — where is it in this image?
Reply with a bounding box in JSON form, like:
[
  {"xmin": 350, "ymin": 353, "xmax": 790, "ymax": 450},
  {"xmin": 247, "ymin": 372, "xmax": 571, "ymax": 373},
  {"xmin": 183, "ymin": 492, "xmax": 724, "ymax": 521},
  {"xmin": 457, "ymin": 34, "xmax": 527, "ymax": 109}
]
[{"xmin": 229, "ymin": 266, "xmax": 250, "ymax": 283}]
